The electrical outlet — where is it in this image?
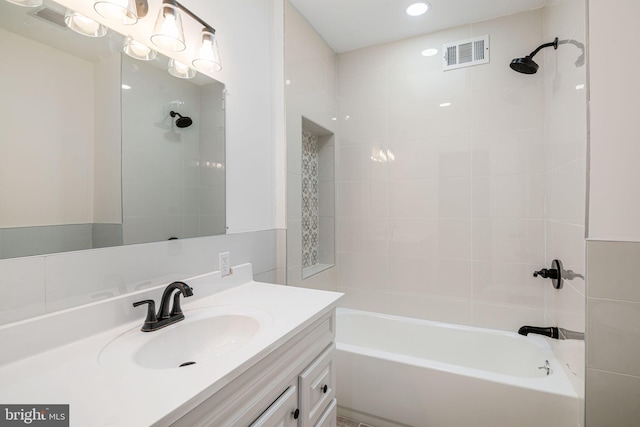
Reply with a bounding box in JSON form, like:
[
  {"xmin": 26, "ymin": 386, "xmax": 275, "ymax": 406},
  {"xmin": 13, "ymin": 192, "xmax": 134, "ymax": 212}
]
[{"xmin": 219, "ymin": 252, "xmax": 231, "ymax": 277}]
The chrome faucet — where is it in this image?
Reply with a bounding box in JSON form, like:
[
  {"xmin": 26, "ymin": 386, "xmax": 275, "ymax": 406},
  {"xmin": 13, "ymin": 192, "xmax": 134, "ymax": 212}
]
[{"xmin": 133, "ymin": 281, "xmax": 194, "ymax": 332}]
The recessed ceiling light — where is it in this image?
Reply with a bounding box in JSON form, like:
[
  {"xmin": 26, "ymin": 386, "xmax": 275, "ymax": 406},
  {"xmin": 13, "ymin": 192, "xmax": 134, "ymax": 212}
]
[
  {"xmin": 421, "ymin": 48, "xmax": 438, "ymax": 57},
  {"xmin": 406, "ymin": 2, "xmax": 430, "ymax": 17}
]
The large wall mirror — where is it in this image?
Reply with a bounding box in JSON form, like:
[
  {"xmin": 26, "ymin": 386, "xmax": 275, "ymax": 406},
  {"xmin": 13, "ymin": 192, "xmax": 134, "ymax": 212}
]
[{"xmin": 0, "ymin": 0, "xmax": 226, "ymax": 260}]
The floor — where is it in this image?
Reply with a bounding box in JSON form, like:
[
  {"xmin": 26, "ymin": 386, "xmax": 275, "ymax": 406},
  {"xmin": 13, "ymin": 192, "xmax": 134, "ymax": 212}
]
[{"xmin": 337, "ymin": 416, "xmax": 374, "ymax": 427}]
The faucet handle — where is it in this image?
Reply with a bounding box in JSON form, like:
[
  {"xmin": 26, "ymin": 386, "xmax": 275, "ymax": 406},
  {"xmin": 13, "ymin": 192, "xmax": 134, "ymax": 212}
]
[
  {"xmin": 170, "ymin": 291, "xmax": 185, "ymax": 317},
  {"xmin": 133, "ymin": 299, "xmax": 158, "ymax": 332}
]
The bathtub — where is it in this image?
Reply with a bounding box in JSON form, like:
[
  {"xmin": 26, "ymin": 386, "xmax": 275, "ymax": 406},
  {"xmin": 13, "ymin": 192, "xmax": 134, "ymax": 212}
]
[{"xmin": 335, "ymin": 308, "xmax": 580, "ymax": 427}]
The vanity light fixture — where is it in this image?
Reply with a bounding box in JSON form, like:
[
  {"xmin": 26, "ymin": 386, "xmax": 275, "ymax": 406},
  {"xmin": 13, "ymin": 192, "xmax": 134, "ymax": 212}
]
[
  {"xmin": 65, "ymin": 10, "xmax": 108, "ymax": 37},
  {"xmin": 94, "ymin": 0, "xmax": 145, "ymax": 25},
  {"xmin": 151, "ymin": 0, "xmax": 186, "ymax": 52},
  {"xmin": 192, "ymin": 28, "xmax": 221, "ymax": 72},
  {"xmin": 168, "ymin": 58, "xmax": 196, "ymax": 79},
  {"xmin": 5, "ymin": 0, "xmax": 43, "ymax": 7},
  {"xmin": 123, "ymin": 35, "xmax": 158, "ymax": 61},
  {"xmin": 151, "ymin": 0, "xmax": 222, "ymax": 71}
]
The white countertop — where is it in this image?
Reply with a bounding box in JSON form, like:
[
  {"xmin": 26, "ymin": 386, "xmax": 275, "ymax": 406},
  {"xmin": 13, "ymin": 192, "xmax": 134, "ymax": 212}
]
[{"xmin": 0, "ymin": 265, "xmax": 342, "ymax": 426}]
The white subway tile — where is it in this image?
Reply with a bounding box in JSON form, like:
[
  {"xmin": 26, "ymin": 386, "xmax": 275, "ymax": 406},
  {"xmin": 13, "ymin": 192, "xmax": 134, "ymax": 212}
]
[
  {"xmin": 336, "ymin": 218, "xmax": 387, "ymax": 255},
  {"xmin": 439, "ymin": 219, "xmax": 472, "ymax": 260},
  {"xmin": 472, "ymin": 303, "xmax": 545, "ymax": 332},
  {"xmin": 439, "ymin": 178, "xmax": 472, "ymax": 219},
  {"xmin": 388, "ymin": 218, "xmax": 439, "ymax": 258},
  {"xmin": 388, "ymin": 179, "xmax": 438, "ymax": 218},
  {"xmin": 337, "ymin": 180, "xmax": 388, "ymax": 218},
  {"xmin": 336, "ymin": 252, "xmax": 389, "ymax": 290},
  {"xmin": 472, "ymin": 261, "xmax": 544, "ymax": 308}
]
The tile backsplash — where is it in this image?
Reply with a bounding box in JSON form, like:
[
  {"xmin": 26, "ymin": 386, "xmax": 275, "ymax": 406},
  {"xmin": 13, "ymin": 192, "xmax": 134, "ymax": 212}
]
[{"xmin": 0, "ymin": 230, "xmax": 278, "ymax": 326}]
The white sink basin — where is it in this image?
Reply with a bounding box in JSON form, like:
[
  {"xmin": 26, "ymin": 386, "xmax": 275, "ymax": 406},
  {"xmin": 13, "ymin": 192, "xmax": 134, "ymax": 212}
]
[{"xmin": 99, "ymin": 305, "xmax": 273, "ymax": 370}]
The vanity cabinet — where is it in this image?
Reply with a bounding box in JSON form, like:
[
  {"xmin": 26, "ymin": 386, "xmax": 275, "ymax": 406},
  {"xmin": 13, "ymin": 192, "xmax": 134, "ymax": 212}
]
[
  {"xmin": 169, "ymin": 309, "xmax": 337, "ymax": 427},
  {"xmin": 299, "ymin": 344, "xmax": 336, "ymax": 426},
  {"xmin": 250, "ymin": 385, "xmax": 298, "ymax": 427}
]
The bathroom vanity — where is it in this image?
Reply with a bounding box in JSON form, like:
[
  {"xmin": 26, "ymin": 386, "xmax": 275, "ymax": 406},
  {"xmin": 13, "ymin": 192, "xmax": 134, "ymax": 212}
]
[
  {"xmin": 0, "ymin": 264, "xmax": 341, "ymax": 426},
  {"xmin": 172, "ymin": 309, "xmax": 337, "ymax": 426}
]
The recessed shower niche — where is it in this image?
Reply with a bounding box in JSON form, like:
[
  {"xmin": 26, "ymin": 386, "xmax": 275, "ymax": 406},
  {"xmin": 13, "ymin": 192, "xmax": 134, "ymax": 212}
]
[{"xmin": 290, "ymin": 118, "xmax": 335, "ymax": 281}]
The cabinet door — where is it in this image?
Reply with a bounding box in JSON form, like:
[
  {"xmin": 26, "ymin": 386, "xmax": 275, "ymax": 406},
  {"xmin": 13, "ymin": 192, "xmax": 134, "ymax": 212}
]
[
  {"xmin": 299, "ymin": 344, "xmax": 336, "ymax": 427},
  {"xmin": 250, "ymin": 386, "xmax": 299, "ymax": 427},
  {"xmin": 314, "ymin": 399, "xmax": 337, "ymax": 427}
]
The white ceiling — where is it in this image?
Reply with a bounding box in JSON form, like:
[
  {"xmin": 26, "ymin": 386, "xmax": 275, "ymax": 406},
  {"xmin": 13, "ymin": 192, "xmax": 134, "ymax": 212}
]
[{"xmin": 288, "ymin": 0, "xmax": 547, "ymax": 53}]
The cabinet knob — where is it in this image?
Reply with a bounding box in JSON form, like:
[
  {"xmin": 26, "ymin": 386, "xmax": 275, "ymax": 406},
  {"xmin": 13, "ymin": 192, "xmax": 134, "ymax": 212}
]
[
  {"xmin": 322, "ymin": 384, "xmax": 328, "ymax": 394},
  {"xmin": 292, "ymin": 409, "xmax": 300, "ymax": 420}
]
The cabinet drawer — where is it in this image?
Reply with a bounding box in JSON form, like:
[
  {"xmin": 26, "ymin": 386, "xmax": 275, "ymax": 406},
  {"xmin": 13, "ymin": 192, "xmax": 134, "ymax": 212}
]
[
  {"xmin": 314, "ymin": 399, "xmax": 337, "ymax": 427},
  {"xmin": 299, "ymin": 343, "xmax": 336, "ymax": 427},
  {"xmin": 250, "ymin": 385, "xmax": 298, "ymax": 427}
]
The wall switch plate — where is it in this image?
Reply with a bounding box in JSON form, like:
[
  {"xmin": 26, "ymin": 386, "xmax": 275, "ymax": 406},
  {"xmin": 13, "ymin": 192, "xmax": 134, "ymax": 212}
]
[{"xmin": 219, "ymin": 252, "xmax": 231, "ymax": 277}]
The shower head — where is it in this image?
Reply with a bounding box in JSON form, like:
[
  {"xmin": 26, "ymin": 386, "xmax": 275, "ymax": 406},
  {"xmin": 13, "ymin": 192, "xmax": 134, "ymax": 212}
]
[
  {"xmin": 170, "ymin": 111, "xmax": 193, "ymax": 128},
  {"xmin": 510, "ymin": 56, "xmax": 539, "ymax": 74},
  {"xmin": 510, "ymin": 37, "xmax": 558, "ymax": 74}
]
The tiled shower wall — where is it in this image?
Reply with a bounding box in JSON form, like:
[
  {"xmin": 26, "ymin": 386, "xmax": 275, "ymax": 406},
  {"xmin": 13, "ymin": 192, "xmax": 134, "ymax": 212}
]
[
  {"xmin": 336, "ymin": 5, "xmax": 585, "ymax": 346},
  {"xmin": 285, "ymin": 1, "xmax": 338, "ymax": 290},
  {"xmin": 542, "ymin": 0, "xmax": 587, "ymax": 405},
  {"xmin": 335, "ymin": 10, "xmax": 550, "ymax": 330}
]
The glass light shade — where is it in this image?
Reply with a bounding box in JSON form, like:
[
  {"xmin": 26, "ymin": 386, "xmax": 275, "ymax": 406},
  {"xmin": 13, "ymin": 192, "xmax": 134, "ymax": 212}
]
[
  {"xmin": 123, "ymin": 36, "xmax": 158, "ymax": 61},
  {"xmin": 94, "ymin": 0, "xmax": 138, "ymax": 25},
  {"xmin": 65, "ymin": 10, "xmax": 108, "ymax": 37},
  {"xmin": 168, "ymin": 58, "xmax": 195, "ymax": 79},
  {"xmin": 151, "ymin": 3, "xmax": 186, "ymax": 52},
  {"xmin": 192, "ymin": 29, "xmax": 222, "ymax": 73},
  {"xmin": 5, "ymin": 0, "xmax": 43, "ymax": 7}
]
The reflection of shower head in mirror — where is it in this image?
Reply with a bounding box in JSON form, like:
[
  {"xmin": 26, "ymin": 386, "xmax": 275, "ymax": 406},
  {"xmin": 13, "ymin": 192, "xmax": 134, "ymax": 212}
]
[{"xmin": 170, "ymin": 111, "xmax": 193, "ymax": 128}]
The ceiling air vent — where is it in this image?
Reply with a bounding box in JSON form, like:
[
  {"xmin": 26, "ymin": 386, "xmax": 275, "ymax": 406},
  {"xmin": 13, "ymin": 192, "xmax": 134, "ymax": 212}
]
[
  {"xmin": 443, "ymin": 35, "xmax": 490, "ymax": 71},
  {"xmin": 29, "ymin": 6, "xmax": 67, "ymax": 29}
]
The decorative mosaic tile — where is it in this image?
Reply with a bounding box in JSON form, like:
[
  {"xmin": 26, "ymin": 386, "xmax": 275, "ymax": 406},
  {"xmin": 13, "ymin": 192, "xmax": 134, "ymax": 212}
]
[{"xmin": 302, "ymin": 130, "xmax": 319, "ymax": 269}]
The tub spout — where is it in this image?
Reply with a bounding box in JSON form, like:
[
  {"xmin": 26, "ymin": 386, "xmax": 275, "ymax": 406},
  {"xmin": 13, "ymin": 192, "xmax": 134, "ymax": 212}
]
[
  {"xmin": 518, "ymin": 326, "xmax": 559, "ymax": 339},
  {"xmin": 518, "ymin": 326, "xmax": 584, "ymax": 340}
]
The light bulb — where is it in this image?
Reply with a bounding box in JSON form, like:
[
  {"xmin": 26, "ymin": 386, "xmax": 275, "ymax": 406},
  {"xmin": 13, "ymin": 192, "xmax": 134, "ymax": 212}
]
[
  {"xmin": 162, "ymin": 14, "xmax": 177, "ymax": 37},
  {"xmin": 192, "ymin": 29, "xmax": 222, "ymax": 72},
  {"xmin": 151, "ymin": 3, "xmax": 186, "ymax": 52}
]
